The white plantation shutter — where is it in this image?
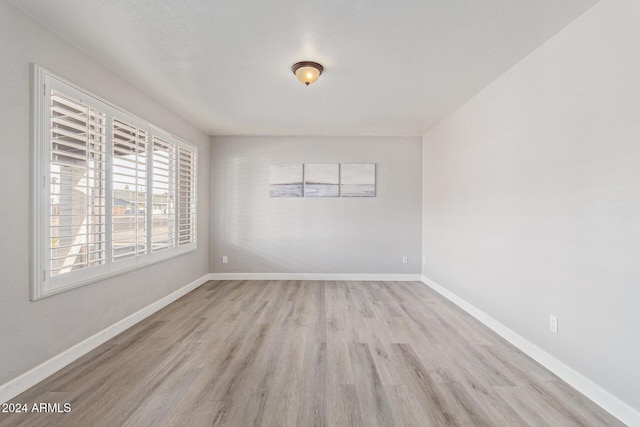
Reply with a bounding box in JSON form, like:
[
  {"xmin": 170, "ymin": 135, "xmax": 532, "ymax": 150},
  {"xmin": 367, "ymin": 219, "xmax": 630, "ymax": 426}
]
[
  {"xmin": 151, "ymin": 136, "xmax": 176, "ymax": 251},
  {"xmin": 49, "ymin": 91, "xmax": 107, "ymax": 278},
  {"xmin": 33, "ymin": 66, "xmax": 197, "ymax": 299},
  {"xmin": 178, "ymin": 147, "xmax": 197, "ymax": 246},
  {"xmin": 112, "ymin": 118, "xmax": 148, "ymax": 261}
]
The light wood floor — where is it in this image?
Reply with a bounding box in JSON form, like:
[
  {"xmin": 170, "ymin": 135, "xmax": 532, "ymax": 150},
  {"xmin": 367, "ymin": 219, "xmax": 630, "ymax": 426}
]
[{"xmin": 0, "ymin": 280, "xmax": 624, "ymax": 426}]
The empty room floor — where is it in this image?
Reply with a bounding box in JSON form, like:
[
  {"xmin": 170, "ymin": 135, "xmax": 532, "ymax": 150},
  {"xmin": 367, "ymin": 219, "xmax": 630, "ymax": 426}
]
[{"xmin": 0, "ymin": 280, "xmax": 623, "ymax": 426}]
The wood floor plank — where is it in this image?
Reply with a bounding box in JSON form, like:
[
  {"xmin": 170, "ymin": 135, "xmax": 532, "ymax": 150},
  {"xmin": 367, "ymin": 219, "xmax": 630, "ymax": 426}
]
[
  {"xmin": 391, "ymin": 342, "xmax": 459, "ymax": 425},
  {"xmin": 326, "ymin": 384, "xmax": 364, "ymax": 427},
  {"xmin": 0, "ymin": 280, "xmax": 624, "ymax": 427},
  {"xmin": 348, "ymin": 342, "xmax": 396, "ymax": 426}
]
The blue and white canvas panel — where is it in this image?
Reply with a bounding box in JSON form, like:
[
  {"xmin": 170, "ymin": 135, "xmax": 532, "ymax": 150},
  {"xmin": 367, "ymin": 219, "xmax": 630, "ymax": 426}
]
[
  {"xmin": 304, "ymin": 163, "xmax": 339, "ymax": 197},
  {"xmin": 341, "ymin": 163, "xmax": 376, "ymax": 197},
  {"xmin": 269, "ymin": 164, "xmax": 303, "ymax": 197}
]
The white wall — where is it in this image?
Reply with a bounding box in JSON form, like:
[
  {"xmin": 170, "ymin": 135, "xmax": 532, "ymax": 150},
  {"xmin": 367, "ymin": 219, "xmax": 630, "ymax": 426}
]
[
  {"xmin": 422, "ymin": 0, "xmax": 640, "ymax": 416},
  {"xmin": 210, "ymin": 135, "xmax": 422, "ymax": 275},
  {"xmin": 0, "ymin": 1, "xmax": 210, "ymax": 386}
]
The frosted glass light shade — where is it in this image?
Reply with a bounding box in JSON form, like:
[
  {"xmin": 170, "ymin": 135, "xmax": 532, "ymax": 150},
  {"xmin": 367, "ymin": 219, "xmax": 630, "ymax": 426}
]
[{"xmin": 292, "ymin": 61, "xmax": 324, "ymax": 86}]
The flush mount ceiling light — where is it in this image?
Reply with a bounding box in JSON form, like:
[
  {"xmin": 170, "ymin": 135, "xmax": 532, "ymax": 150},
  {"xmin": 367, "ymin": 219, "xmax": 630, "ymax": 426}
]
[{"xmin": 292, "ymin": 61, "xmax": 324, "ymax": 86}]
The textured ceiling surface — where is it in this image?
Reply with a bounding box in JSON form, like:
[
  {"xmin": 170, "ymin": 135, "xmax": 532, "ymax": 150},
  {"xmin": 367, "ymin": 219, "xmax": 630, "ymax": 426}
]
[{"xmin": 9, "ymin": 0, "xmax": 598, "ymax": 136}]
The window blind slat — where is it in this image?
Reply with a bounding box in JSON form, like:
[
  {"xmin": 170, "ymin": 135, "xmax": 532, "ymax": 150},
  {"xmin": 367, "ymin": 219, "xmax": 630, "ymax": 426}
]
[
  {"xmin": 112, "ymin": 118, "xmax": 148, "ymax": 260},
  {"xmin": 151, "ymin": 136, "xmax": 176, "ymax": 252},
  {"xmin": 177, "ymin": 147, "xmax": 196, "ymax": 246}
]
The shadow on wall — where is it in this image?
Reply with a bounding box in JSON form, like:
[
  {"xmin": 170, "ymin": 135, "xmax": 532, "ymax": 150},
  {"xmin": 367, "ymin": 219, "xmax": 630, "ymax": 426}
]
[{"xmin": 217, "ymin": 153, "xmax": 385, "ymax": 273}]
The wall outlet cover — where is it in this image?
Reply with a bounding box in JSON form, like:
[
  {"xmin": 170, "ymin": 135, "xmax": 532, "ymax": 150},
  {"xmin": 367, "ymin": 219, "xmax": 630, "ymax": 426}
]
[{"xmin": 550, "ymin": 315, "xmax": 558, "ymax": 334}]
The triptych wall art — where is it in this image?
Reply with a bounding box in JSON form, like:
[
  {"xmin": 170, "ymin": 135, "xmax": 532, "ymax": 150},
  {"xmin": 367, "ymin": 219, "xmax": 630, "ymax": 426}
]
[{"xmin": 269, "ymin": 163, "xmax": 376, "ymax": 198}]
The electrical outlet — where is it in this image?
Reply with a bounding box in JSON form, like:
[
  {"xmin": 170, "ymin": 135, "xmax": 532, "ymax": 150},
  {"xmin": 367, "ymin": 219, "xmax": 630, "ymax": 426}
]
[
  {"xmin": 549, "ymin": 315, "xmax": 558, "ymax": 334},
  {"xmin": 222, "ymin": 256, "xmax": 228, "ymax": 264},
  {"xmin": 402, "ymin": 256, "xmax": 408, "ymax": 264}
]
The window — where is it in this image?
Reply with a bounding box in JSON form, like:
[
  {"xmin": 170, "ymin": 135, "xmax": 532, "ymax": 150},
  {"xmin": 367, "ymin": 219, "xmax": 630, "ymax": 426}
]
[{"xmin": 32, "ymin": 65, "xmax": 197, "ymax": 299}]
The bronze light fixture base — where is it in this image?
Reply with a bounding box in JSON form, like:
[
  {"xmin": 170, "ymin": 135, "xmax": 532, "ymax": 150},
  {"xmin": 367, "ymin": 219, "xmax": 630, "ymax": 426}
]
[{"xmin": 292, "ymin": 61, "xmax": 324, "ymax": 86}]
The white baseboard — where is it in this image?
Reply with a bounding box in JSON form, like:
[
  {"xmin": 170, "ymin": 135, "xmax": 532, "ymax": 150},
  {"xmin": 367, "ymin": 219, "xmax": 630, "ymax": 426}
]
[
  {"xmin": 421, "ymin": 275, "xmax": 640, "ymax": 427},
  {"xmin": 208, "ymin": 273, "xmax": 422, "ymax": 281},
  {"xmin": 0, "ymin": 274, "xmax": 210, "ymax": 405}
]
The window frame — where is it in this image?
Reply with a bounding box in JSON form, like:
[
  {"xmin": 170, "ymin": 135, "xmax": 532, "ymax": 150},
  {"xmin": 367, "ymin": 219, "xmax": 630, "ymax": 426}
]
[{"xmin": 31, "ymin": 65, "xmax": 197, "ymax": 300}]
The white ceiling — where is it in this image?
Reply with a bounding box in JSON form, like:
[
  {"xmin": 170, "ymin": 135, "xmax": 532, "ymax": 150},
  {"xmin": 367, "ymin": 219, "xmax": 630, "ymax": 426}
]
[{"xmin": 10, "ymin": 0, "xmax": 598, "ymax": 136}]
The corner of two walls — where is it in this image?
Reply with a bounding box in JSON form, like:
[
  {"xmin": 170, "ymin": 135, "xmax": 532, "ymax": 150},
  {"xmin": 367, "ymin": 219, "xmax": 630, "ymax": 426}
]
[{"xmin": 421, "ymin": 0, "xmax": 640, "ymax": 421}]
